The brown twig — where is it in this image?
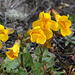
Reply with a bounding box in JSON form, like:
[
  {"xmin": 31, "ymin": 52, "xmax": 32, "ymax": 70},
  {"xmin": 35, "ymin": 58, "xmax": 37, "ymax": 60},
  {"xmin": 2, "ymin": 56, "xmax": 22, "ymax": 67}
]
[{"xmin": 14, "ymin": 31, "xmax": 18, "ymax": 40}]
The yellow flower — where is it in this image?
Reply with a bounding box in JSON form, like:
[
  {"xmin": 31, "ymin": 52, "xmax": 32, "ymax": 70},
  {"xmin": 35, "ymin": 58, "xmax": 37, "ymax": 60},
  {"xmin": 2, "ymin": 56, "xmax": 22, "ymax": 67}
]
[
  {"xmin": 6, "ymin": 44, "xmax": 20, "ymax": 60},
  {"xmin": 29, "ymin": 26, "xmax": 46, "ymax": 44},
  {"xmin": 52, "ymin": 9, "xmax": 72, "ymax": 36},
  {"xmin": 0, "ymin": 41, "xmax": 2, "ymax": 49},
  {"xmin": 0, "ymin": 25, "xmax": 9, "ymax": 49},
  {"xmin": 55, "ymin": 14, "xmax": 72, "ymax": 36},
  {"xmin": 32, "ymin": 11, "xmax": 59, "ymax": 33}
]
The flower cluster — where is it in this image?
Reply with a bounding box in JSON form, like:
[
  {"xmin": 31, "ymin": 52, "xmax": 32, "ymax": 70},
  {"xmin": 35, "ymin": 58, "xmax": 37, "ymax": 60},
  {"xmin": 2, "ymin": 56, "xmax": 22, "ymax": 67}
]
[
  {"xmin": 29, "ymin": 10, "xmax": 72, "ymax": 44},
  {"xmin": 6, "ymin": 43, "xmax": 20, "ymax": 60},
  {"xmin": 0, "ymin": 25, "xmax": 9, "ymax": 49}
]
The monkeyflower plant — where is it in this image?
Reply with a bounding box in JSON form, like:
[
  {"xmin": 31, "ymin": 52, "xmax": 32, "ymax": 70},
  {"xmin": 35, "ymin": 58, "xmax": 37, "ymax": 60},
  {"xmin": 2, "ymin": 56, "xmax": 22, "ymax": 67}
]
[{"xmin": 0, "ymin": 9, "xmax": 72, "ymax": 75}]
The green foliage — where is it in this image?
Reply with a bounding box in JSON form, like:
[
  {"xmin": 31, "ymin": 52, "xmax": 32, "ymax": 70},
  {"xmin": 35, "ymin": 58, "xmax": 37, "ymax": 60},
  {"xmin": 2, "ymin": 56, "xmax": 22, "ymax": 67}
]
[
  {"xmin": 18, "ymin": 67, "xmax": 27, "ymax": 75},
  {"xmin": 23, "ymin": 53, "xmax": 33, "ymax": 67},
  {"xmin": 34, "ymin": 46, "xmax": 55, "ymax": 74},
  {"xmin": 64, "ymin": 32, "xmax": 75, "ymax": 46},
  {"xmin": 22, "ymin": 43, "xmax": 33, "ymax": 67},
  {"xmin": 23, "ymin": 43, "xmax": 30, "ymax": 53},
  {"xmin": 31, "ymin": 62, "xmax": 43, "ymax": 75},
  {"xmin": 43, "ymin": 47, "xmax": 48, "ymax": 57},
  {"xmin": 53, "ymin": 71, "xmax": 64, "ymax": 75},
  {"xmin": 68, "ymin": 14, "xmax": 75, "ymax": 23},
  {"xmin": 65, "ymin": 41, "xmax": 69, "ymax": 46},
  {"xmin": 34, "ymin": 46, "xmax": 41, "ymax": 56},
  {"xmin": 42, "ymin": 52, "xmax": 55, "ymax": 69},
  {"xmin": 2, "ymin": 57, "xmax": 20, "ymax": 72}
]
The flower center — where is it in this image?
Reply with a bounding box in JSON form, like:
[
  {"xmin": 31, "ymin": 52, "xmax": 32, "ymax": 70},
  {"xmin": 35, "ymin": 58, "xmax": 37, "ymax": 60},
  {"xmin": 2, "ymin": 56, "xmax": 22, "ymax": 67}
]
[{"xmin": 58, "ymin": 21, "xmax": 66, "ymax": 29}]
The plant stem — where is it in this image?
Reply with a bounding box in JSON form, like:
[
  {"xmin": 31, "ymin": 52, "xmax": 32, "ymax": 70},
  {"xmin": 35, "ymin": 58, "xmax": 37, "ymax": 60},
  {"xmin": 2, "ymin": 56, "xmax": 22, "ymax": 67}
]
[
  {"xmin": 20, "ymin": 49, "xmax": 23, "ymax": 68},
  {"xmin": 14, "ymin": 30, "xmax": 18, "ymax": 40},
  {"xmin": 39, "ymin": 47, "xmax": 43, "ymax": 63}
]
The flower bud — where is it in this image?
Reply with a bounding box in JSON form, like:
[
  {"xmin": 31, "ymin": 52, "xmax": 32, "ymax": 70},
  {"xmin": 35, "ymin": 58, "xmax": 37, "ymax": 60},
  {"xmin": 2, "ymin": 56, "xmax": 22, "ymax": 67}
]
[
  {"xmin": 51, "ymin": 9, "xmax": 59, "ymax": 17},
  {"xmin": 18, "ymin": 34, "xmax": 23, "ymax": 40}
]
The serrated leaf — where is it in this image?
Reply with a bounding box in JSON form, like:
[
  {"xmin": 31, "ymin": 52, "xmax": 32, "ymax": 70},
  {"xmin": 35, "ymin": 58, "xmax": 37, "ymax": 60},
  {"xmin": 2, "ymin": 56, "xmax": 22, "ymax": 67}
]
[
  {"xmin": 23, "ymin": 43, "xmax": 30, "ymax": 53},
  {"xmin": 43, "ymin": 47, "xmax": 48, "ymax": 57},
  {"xmin": 65, "ymin": 41, "xmax": 69, "ymax": 46},
  {"xmin": 34, "ymin": 46, "xmax": 41, "ymax": 56},
  {"xmin": 23, "ymin": 53, "xmax": 33, "ymax": 67}
]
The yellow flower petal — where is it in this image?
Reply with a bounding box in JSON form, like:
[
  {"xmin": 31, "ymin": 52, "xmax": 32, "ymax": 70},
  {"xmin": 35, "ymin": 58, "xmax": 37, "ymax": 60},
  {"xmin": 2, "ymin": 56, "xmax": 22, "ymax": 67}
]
[
  {"xmin": 61, "ymin": 28, "xmax": 72, "ymax": 36},
  {"xmin": 31, "ymin": 34, "xmax": 37, "ymax": 43},
  {"xmin": 49, "ymin": 20, "xmax": 59, "ymax": 31},
  {"xmin": 4, "ymin": 29, "xmax": 9, "ymax": 34},
  {"xmin": 43, "ymin": 13, "xmax": 51, "ymax": 20},
  {"xmin": 41, "ymin": 20, "xmax": 50, "ymax": 30},
  {"xmin": 59, "ymin": 15, "xmax": 69, "ymax": 21},
  {"xmin": 39, "ymin": 11, "xmax": 51, "ymax": 20},
  {"xmin": 0, "ymin": 41, "xmax": 2, "ymax": 49},
  {"xmin": 30, "ymin": 26, "xmax": 46, "ymax": 44},
  {"xmin": 32, "ymin": 20, "xmax": 41, "ymax": 28},
  {"xmin": 31, "ymin": 34, "xmax": 46, "ymax": 44},
  {"xmin": 7, "ymin": 44, "xmax": 19, "ymax": 53},
  {"xmin": 0, "ymin": 25, "xmax": 4, "ymax": 30},
  {"xmin": 0, "ymin": 34, "xmax": 8, "ymax": 42},
  {"xmin": 65, "ymin": 20, "xmax": 71, "ymax": 27},
  {"xmin": 13, "ymin": 44, "xmax": 20, "ymax": 53},
  {"xmin": 55, "ymin": 14, "xmax": 61, "ymax": 22},
  {"xmin": 43, "ymin": 29, "xmax": 53, "ymax": 39},
  {"xmin": 39, "ymin": 11, "xmax": 44, "ymax": 19},
  {"xmin": 6, "ymin": 50, "xmax": 18, "ymax": 60}
]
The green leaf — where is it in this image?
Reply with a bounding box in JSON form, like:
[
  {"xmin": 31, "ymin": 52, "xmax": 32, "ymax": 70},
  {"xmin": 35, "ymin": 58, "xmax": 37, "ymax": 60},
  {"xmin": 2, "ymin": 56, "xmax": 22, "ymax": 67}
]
[
  {"xmin": 54, "ymin": 67, "xmax": 61, "ymax": 71},
  {"xmin": 68, "ymin": 14, "xmax": 75, "ymax": 23},
  {"xmin": 23, "ymin": 53, "xmax": 33, "ymax": 67},
  {"xmin": 31, "ymin": 62, "xmax": 43, "ymax": 75},
  {"xmin": 53, "ymin": 71, "xmax": 64, "ymax": 75},
  {"xmin": 34, "ymin": 46, "xmax": 41, "ymax": 56},
  {"xmin": 23, "ymin": 43, "xmax": 30, "ymax": 53},
  {"xmin": 42, "ymin": 52, "xmax": 55, "ymax": 69},
  {"xmin": 71, "ymin": 37, "xmax": 75, "ymax": 40},
  {"xmin": 2, "ymin": 57, "xmax": 19, "ymax": 72},
  {"xmin": 18, "ymin": 67, "xmax": 27, "ymax": 75},
  {"xmin": 43, "ymin": 47, "xmax": 48, "ymax": 57},
  {"xmin": 71, "ymin": 41, "xmax": 75, "ymax": 44},
  {"xmin": 23, "ymin": 47, "xmax": 29, "ymax": 53},
  {"xmin": 65, "ymin": 41, "xmax": 69, "ymax": 46}
]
